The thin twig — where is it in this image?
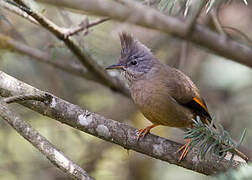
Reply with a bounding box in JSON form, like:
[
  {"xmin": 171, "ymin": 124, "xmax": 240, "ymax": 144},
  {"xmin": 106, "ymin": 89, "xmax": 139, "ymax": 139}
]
[
  {"xmin": 211, "ymin": 9, "xmax": 225, "ymax": 35},
  {"xmin": 11, "ymin": 0, "xmax": 130, "ymax": 97},
  {"xmin": 0, "ymin": 0, "xmax": 38, "ymax": 25},
  {"xmin": 211, "ymin": 10, "xmax": 252, "ymax": 46},
  {"xmin": 62, "ymin": 18, "xmax": 89, "ymax": 38},
  {"xmin": 3, "ymin": 94, "xmax": 47, "ymax": 104},
  {"xmin": 87, "ymin": 17, "xmax": 110, "ymax": 27},
  {"xmin": 63, "ymin": 17, "xmax": 110, "ymax": 38},
  {"xmin": 222, "ymin": 26, "xmax": 252, "ymax": 46},
  {"xmin": 0, "ymin": 100, "xmax": 93, "ymax": 180},
  {"xmin": 0, "ymin": 33, "xmax": 96, "ymax": 81}
]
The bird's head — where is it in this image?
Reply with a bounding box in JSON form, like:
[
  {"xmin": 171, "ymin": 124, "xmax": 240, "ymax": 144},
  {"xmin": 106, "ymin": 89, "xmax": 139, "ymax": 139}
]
[{"xmin": 106, "ymin": 32, "xmax": 157, "ymax": 83}]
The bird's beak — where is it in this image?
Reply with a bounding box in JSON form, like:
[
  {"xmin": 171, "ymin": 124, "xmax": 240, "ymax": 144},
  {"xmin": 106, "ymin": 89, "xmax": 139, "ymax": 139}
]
[{"xmin": 105, "ymin": 64, "xmax": 125, "ymax": 70}]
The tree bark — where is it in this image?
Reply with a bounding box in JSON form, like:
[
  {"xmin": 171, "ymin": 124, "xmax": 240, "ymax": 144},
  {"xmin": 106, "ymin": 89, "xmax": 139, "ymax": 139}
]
[{"xmin": 0, "ymin": 71, "xmax": 246, "ymax": 175}]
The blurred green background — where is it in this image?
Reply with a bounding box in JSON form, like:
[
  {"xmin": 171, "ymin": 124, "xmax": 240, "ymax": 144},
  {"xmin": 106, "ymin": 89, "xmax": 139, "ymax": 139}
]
[{"xmin": 0, "ymin": 0, "xmax": 251, "ymax": 179}]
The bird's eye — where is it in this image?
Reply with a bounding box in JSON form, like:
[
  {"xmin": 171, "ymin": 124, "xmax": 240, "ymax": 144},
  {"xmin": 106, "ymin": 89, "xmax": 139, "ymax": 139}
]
[
  {"xmin": 130, "ymin": 60, "xmax": 137, "ymax": 65},
  {"xmin": 132, "ymin": 55, "xmax": 138, "ymax": 59}
]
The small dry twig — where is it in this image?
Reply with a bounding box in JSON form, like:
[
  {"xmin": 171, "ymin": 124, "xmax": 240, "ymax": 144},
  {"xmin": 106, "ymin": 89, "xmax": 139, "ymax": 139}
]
[{"xmin": 62, "ymin": 17, "xmax": 110, "ymax": 38}]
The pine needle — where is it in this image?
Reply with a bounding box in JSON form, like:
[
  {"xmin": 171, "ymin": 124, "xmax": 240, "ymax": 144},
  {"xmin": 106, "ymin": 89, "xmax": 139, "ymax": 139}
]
[
  {"xmin": 157, "ymin": 0, "xmax": 248, "ymax": 16},
  {"xmin": 184, "ymin": 116, "xmax": 247, "ymax": 162}
]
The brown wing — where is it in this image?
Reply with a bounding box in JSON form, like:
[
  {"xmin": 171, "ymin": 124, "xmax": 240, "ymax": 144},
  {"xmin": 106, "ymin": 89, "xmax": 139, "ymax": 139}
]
[{"xmin": 163, "ymin": 67, "xmax": 213, "ymax": 126}]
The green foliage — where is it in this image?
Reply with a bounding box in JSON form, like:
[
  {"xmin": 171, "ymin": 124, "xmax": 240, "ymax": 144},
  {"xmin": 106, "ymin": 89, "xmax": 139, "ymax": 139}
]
[
  {"xmin": 185, "ymin": 116, "xmax": 247, "ymax": 162},
  {"xmin": 157, "ymin": 0, "xmax": 248, "ymax": 16},
  {"xmin": 158, "ymin": 0, "xmax": 186, "ymax": 15}
]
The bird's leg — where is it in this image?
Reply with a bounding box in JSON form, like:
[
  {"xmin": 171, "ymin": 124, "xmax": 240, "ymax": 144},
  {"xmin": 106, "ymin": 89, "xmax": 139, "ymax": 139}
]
[
  {"xmin": 137, "ymin": 124, "xmax": 159, "ymax": 140},
  {"xmin": 177, "ymin": 138, "xmax": 191, "ymax": 161}
]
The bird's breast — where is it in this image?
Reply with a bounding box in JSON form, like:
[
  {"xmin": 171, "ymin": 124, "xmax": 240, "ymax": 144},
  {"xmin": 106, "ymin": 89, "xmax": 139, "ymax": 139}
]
[{"xmin": 130, "ymin": 80, "xmax": 193, "ymax": 127}]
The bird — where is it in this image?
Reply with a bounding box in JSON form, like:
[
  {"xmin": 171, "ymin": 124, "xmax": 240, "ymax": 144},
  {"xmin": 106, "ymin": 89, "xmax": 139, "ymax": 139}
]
[{"xmin": 105, "ymin": 32, "xmax": 213, "ymax": 161}]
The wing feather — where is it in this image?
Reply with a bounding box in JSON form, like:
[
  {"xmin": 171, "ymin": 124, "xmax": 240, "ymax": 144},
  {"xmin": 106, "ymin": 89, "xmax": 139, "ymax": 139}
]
[{"xmin": 163, "ymin": 67, "xmax": 213, "ymax": 126}]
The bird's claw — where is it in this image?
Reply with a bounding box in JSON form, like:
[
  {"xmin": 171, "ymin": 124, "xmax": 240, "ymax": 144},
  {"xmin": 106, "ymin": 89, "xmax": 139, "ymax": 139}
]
[
  {"xmin": 136, "ymin": 128, "xmax": 148, "ymax": 140},
  {"xmin": 177, "ymin": 138, "xmax": 191, "ymax": 162},
  {"xmin": 136, "ymin": 125, "xmax": 159, "ymax": 141}
]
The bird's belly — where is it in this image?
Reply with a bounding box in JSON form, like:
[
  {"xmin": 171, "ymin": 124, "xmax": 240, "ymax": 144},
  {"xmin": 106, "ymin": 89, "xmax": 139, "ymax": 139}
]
[
  {"xmin": 132, "ymin": 89, "xmax": 193, "ymax": 127},
  {"xmin": 140, "ymin": 105, "xmax": 192, "ymax": 127}
]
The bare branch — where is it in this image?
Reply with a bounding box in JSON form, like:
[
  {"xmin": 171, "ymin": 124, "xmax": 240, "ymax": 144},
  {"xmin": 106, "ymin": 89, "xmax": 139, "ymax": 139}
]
[
  {"xmin": 35, "ymin": 0, "xmax": 252, "ymax": 68},
  {"xmin": 0, "ymin": 100, "xmax": 93, "ymax": 180},
  {"xmin": 211, "ymin": 10, "xmax": 226, "ymax": 36},
  {"xmin": 0, "ymin": 33, "xmax": 98, "ymax": 81},
  {"xmin": 63, "ymin": 17, "xmax": 110, "ymax": 38},
  {"xmin": 3, "ymin": 94, "xmax": 48, "ymax": 104},
  {"xmin": 211, "ymin": 10, "xmax": 252, "ymax": 46},
  {"xmin": 0, "ymin": 70, "xmax": 246, "ymax": 175},
  {"xmin": 222, "ymin": 26, "xmax": 252, "ymax": 46},
  {"xmin": 10, "ymin": 0, "xmax": 130, "ymax": 97},
  {"xmin": 0, "ymin": 0, "xmax": 38, "ymax": 25}
]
